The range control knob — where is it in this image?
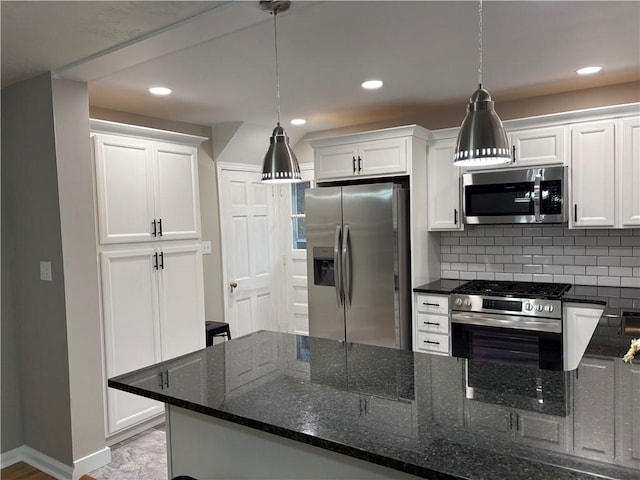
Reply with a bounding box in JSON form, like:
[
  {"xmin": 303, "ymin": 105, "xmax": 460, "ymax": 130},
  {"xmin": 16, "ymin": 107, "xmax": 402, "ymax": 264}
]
[
  {"xmin": 464, "ymin": 299, "xmax": 472, "ymax": 307},
  {"xmin": 455, "ymin": 298, "xmax": 463, "ymax": 306},
  {"xmin": 545, "ymin": 305, "xmax": 554, "ymax": 313},
  {"xmin": 535, "ymin": 304, "xmax": 544, "ymax": 312},
  {"xmin": 525, "ymin": 303, "xmax": 533, "ymax": 311}
]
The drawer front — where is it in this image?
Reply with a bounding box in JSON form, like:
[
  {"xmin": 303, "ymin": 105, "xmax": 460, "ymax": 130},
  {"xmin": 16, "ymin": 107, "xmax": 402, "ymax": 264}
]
[
  {"xmin": 416, "ymin": 331, "xmax": 450, "ymax": 354},
  {"xmin": 416, "ymin": 312, "xmax": 450, "ymax": 334},
  {"xmin": 415, "ymin": 294, "xmax": 449, "ymax": 315}
]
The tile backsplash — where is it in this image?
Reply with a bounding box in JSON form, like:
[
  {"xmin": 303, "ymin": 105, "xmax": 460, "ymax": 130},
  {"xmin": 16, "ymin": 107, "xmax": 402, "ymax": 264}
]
[{"xmin": 440, "ymin": 226, "xmax": 640, "ymax": 288}]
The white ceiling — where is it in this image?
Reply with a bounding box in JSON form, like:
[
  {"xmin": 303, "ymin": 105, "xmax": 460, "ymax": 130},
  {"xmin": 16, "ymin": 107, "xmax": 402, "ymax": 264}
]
[{"xmin": 2, "ymin": 1, "xmax": 639, "ymax": 141}]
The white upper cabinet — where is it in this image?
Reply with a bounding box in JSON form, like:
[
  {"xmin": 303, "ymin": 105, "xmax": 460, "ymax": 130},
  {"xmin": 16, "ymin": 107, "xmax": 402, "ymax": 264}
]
[
  {"xmin": 570, "ymin": 120, "xmax": 616, "ymax": 228},
  {"xmin": 427, "ymin": 137, "xmax": 462, "ymax": 231},
  {"xmin": 91, "ymin": 120, "xmax": 206, "ymax": 244},
  {"xmin": 309, "ymin": 125, "xmax": 427, "ymax": 182},
  {"xmin": 154, "ymin": 141, "xmax": 201, "ymax": 241},
  {"xmin": 569, "ymin": 114, "xmax": 640, "ymax": 229},
  {"xmin": 94, "ymin": 134, "xmax": 156, "ymax": 243},
  {"xmin": 619, "ymin": 116, "xmax": 640, "ymax": 227},
  {"xmin": 509, "ymin": 125, "xmax": 568, "ymax": 167}
]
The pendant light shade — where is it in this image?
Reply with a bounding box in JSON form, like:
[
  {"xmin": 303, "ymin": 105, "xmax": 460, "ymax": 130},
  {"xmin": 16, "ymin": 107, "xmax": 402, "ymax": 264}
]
[
  {"xmin": 454, "ymin": 0, "xmax": 510, "ymax": 167},
  {"xmin": 260, "ymin": 0, "xmax": 302, "ymax": 183},
  {"xmin": 454, "ymin": 85, "xmax": 510, "ymax": 166},
  {"xmin": 262, "ymin": 124, "xmax": 301, "ymax": 182}
]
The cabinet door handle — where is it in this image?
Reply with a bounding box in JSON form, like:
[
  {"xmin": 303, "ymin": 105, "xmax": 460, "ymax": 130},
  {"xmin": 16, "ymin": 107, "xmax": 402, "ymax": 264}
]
[
  {"xmin": 454, "ymin": 208, "xmax": 458, "ymax": 225},
  {"xmin": 516, "ymin": 415, "xmax": 520, "ymax": 431},
  {"xmin": 509, "ymin": 412, "xmax": 513, "ymax": 429},
  {"xmin": 153, "ymin": 252, "xmax": 159, "ymax": 270},
  {"xmin": 357, "ymin": 156, "xmax": 362, "ymax": 173},
  {"xmin": 159, "ymin": 252, "xmax": 164, "ymax": 269},
  {"xmin": 574, "ymin": 204, "xmax": 577, "ymax": 223},
  {"xmin": 158, "ymin": 218, "xmax": 163, "ymax": 237},
  {"xmin": 152, "ymin": 219, "xmax": 157, "ymax": 237},
  {"xmin": 423, "ymin": 340, "xmax": 440, "ymax": 345},
  {"xmin": 352, "ymin": 156, "xmax": 357, "ymax": 173},
  {"xmin": 512, "ymin": 145, "xmax": 516, "ymax": 164}
]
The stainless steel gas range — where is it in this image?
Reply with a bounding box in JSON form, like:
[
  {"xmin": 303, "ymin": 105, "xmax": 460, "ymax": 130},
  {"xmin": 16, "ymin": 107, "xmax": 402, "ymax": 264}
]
[{"xmin": 450, "ymin": 280, "xmax": 572, "ymax": 371}]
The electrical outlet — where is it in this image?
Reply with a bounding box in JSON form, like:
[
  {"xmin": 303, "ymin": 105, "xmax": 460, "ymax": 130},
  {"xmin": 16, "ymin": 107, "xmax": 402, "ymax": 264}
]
[
  {"xmin": 201, "ymin": 241, "xmax": 212, "ymax": 255},
  {"xmin": 40, "ymin": 261, "xmax": 52, "ymax": 281}
]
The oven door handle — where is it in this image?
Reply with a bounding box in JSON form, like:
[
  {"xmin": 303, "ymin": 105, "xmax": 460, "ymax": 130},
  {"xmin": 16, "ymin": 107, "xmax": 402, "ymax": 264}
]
[{"xmin": 451, "ymin": 312, "xmax": 561, "ymax": 333}]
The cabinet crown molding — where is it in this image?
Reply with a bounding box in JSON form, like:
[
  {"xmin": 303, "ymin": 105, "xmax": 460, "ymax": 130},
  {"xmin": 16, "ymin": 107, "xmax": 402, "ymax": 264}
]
[
  {"xmin": 427, "ymin": 102, "xmax": 640, "ymax": 141},
  {"xmin": 90, "ymin": 119, "xmax": 208, "ymax": 146},
  {"xmin": 307, "ymin": 124, "xmax": 430, "ymax": 148}
]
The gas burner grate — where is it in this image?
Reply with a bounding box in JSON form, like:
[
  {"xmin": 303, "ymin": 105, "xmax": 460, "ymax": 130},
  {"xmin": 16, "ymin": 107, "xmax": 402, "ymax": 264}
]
[{"xmin": 452, "ymin": 280, "xmax": 572, "ymax": 299}]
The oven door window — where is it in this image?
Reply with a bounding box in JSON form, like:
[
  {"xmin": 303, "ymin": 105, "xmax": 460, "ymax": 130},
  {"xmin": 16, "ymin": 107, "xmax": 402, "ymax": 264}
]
[
  {"xmin": 452, "ymin": 324, "xmax": 563, "ymax": 370},
  {"xmin": 465, "ymin": 182, "xmax": 534, "ymax": 216}
]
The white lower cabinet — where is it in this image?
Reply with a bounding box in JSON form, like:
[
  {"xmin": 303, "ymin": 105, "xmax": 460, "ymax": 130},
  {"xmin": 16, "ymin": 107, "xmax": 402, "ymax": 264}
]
[
  {"xmin": 414, "ymin": 293, "xmax": 450, "ymax": 355},
  {"xmin": 101, "ymin": 243, "xmax": 205, "ymax": 435}
]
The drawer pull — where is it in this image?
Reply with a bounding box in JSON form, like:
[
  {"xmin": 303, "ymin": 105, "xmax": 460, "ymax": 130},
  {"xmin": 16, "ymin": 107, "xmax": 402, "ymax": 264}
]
[
  {"xmin": 423, "ymin": 302, "xmax": 440, "ymax": 307},
  {"xmin": 424, "ymin": 321, "xmax": 440, "ymax": 326},
  {"xmin": 423, "ymin": 340, "xmax": 440, "ymax": 345}
]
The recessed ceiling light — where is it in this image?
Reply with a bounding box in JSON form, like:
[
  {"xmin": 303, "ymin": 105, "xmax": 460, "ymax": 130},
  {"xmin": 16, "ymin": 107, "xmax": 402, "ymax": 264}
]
[
  {"xmin": 148, "ymin": 86, "xmax": 173, "ymax": 96},
  {"xmin": 361, "ymin": 80, "xmax": 383, "ymax": 90},
  {"xmin": 576, "ymin": 66, "xmax": 602, "ymax": 76},
  {"xmin": 291, "ymin": 118, "xmax": 306, "ymax": 126}
]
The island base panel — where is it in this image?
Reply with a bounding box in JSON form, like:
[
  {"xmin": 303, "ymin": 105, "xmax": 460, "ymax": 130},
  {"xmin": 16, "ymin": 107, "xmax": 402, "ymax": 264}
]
[{"xmin": 167, "ymin": 405, "xmax": 421, "ymax": 479}]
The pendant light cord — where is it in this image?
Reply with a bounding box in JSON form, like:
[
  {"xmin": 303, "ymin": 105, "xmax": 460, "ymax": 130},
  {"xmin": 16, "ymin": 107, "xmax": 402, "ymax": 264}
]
[
  {"xmin": 478, "ymin": 0, "xmax": 483, "ymax": 88},
  {"xmin": 273, "ymin": 11, "xmax": 281, "ymax": 126}
]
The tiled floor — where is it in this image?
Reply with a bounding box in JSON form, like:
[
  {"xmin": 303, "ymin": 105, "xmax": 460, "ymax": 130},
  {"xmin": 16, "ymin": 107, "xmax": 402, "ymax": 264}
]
[{"xmin": 89, "ymin": 426, "xmax": 167, "ymax": 480}]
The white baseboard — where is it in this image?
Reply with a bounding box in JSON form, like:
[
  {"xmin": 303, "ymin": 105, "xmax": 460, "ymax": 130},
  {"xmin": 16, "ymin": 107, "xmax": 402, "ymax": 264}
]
[
  {"xmin": 1, "ymin": 446, "xmax": 24, "ymax": 469},
  {"xmin": 1, "ymin": 445, "xmax": 74, "ymax": 479},
  {"xmin": 72, "ymin": 446, "xmax": 111, "ymax": 480},
  {"xmin": 1, "ymin": 444, "xmax": 111, "ymax": 480}
]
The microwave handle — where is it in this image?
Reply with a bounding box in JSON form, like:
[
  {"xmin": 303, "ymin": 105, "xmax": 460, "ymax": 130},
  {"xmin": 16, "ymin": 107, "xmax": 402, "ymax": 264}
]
[{"xmin": 533, "ymin": 169, "xmax": 542, "ymax": 222}]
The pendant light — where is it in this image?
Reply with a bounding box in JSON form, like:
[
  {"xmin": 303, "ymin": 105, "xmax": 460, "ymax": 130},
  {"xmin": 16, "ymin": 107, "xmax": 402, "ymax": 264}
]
[
  {"xmin": 260, "ymin": 0, "xmax": 302, "ymax": 183},
  {"xmin": 454, "ymin": 0, "xmax": 510, "ymax": 166}
]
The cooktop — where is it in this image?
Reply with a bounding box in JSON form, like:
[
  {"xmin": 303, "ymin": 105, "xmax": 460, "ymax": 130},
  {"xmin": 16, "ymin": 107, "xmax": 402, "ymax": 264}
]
[{"xmin": 451, "ymin": 280, "xmax": 572, "ymax": 299}]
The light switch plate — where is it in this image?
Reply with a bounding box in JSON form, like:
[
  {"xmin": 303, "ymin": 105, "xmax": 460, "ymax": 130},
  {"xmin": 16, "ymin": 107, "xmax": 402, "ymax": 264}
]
[
  {"xmin": 40, "ymin": 261, "xmax": 52, "ymax": 281},
  {"xmin": 201, "ymin": 241, "xmax": 212, "ymax": 255}
]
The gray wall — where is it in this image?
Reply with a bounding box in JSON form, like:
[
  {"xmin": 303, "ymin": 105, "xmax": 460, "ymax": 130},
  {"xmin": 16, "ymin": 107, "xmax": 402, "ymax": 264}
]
[
  {"xmin": 1, "ymin": 74, "xmax": 74, "ymax": 463},
  {"xmin": 52, "ymin": 78, "xmax": 105, "ymax": 461},
  {"xmin": 440, "ymin": 226, "xmax": 640, "ymax": 288},
  {"xmin": 1, "ymin": 126, "xmax": 24, "ymax": 452}
]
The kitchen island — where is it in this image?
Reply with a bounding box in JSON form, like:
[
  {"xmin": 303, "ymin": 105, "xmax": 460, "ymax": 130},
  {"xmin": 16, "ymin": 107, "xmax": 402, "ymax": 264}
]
[{"xmin": 109, "ymin": 320, "xmax": 639, "ymax": 479}]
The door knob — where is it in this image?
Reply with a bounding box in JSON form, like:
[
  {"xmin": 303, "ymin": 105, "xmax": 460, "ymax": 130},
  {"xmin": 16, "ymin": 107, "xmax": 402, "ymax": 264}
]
[{"xmin": 230, "ymin": 281, "xmax": 238, "ymax": 292}]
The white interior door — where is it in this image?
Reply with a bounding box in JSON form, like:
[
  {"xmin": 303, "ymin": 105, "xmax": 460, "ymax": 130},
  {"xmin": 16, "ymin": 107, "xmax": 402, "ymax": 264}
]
[
  {"xmin": 218, "ymin": 164, "xmax": 277, "ymax": 338},
  {"xmin": 279, "ymin": 166, "xmax": 314, "ymax": 335}
]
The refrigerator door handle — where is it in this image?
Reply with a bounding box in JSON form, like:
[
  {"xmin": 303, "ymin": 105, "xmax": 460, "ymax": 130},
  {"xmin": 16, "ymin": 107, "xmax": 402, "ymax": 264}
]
[
  {"xmin": 342, "ymin": 224, "xmax": 352, "ymax": 309},
  {"xmin": 334, "ymin": 225, "xmax": 343, "ymax": 307}
]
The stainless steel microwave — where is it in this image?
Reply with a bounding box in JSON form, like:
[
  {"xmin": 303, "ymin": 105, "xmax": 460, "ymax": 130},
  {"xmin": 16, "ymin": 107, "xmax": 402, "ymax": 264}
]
[{"xmin": 462, "ymin": 166, "xmax": 567, "ymax": 225}]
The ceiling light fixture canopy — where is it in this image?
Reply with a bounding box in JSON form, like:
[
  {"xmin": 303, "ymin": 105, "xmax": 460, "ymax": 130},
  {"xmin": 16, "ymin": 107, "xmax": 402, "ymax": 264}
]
[
  {"xmin": 454, "ymin": 0, "xmax": 510, "ymax": 167},
  {"xmin": 260, "ymin": 0, "xmax": 302, "ymax": 183}
]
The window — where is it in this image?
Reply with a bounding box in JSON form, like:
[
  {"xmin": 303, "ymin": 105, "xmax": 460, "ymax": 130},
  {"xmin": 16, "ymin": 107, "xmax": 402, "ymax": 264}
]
[{"xmin": 291, "ymin": 181, "xmax": 311, "ymax": 250}]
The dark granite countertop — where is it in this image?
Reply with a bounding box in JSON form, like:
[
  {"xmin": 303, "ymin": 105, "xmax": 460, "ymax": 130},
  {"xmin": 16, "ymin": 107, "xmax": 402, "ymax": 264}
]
[
  {"xmin": 413, "ymin": 279, "xmax": 466, "ymax": 294},
  {"xmin": 110, "ymin": 330, "xmax": 639, "ymax": 480}
]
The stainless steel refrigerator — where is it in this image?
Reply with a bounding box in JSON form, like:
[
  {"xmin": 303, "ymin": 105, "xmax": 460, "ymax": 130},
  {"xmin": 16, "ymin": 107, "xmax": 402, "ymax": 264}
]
[{"xmin": 306, "ymin": 183, "xmax": 411, "ymax": 350}]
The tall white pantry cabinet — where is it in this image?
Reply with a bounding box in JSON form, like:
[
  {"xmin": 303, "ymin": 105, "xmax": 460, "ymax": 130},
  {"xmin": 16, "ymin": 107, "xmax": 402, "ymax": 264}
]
[{"xmin": 90, "ymin": 119, "xmax": 207, "ymax": 438}]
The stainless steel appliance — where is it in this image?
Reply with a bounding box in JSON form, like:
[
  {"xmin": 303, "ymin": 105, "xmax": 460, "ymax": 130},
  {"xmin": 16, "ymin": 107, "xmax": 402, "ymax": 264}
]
[
  {"xmin": 462, "ymin": 166, "xmax": 566, "ymax": 224},
  {"xmin": 450, "ymin": 280, "xmax": 572, "ymax": 370},
  {"xmin": 306, "ymin": 183, "xmax": 411, "ymax": 349}
]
